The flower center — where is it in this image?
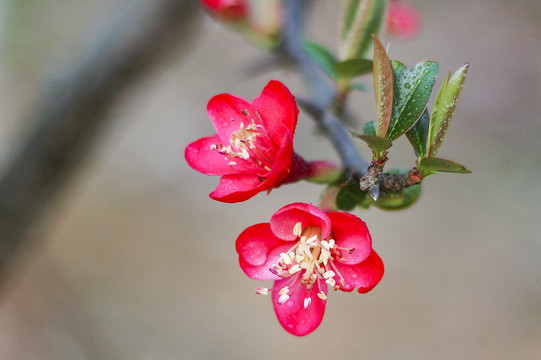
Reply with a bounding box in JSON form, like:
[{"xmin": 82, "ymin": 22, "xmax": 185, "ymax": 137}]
[
  {"xmin": 210, "ymin": 110, "xmax": 276, "ymax": 177},
  {"xmin": 255, "ymin": 222, "xmax": 355, "ymax": 309}
]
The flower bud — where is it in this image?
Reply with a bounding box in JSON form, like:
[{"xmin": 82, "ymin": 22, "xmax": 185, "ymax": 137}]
[
  {"xmin": 200, "ymin": 0, "xmax": 249, "ymax": 23},
  {"xmin": 385, "ymin": 1, "xmax": 421, "ymax": 40},
  {"xmin": 372, "ymin": 183, "xmax": 421, "ymax": 210}
]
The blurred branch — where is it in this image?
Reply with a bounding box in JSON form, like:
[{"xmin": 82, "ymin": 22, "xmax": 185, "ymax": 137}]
[
  {"xmin": 280, "ymin": 0, "xmax": 368, "ymax": 172},
  {"xmin": 0, "ymin": 0, "xmax": 200, "ymax": 284}
]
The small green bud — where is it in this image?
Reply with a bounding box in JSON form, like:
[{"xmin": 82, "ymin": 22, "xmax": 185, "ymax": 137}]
[{"xmin": 373, "ymin": 183, "xmax": 421, "ymax": 210}]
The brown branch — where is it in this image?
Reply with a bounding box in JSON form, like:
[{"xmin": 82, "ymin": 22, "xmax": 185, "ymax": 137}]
[
  {"xmin": 380, "ymin": 167, "xmax": 422, "ymax": 193},
  {"xmin": 280, "ymin": 0, "xmax": 368, "ymax": 173},
  {"xmin": 0, "ymin": 0, "xmax": 200, "ymax": 284}
]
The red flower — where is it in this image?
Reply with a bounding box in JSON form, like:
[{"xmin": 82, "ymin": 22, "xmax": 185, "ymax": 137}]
[
  {"xmin": 386, "ymin": 1, "xmax": 421, "ymax": 39},
  {"xmin": 185, "ymin": 81, "xmax": 301, "ymax": 203},
  {"xmin": 236, "ymin": 203, "xmax": 384, "ymax": 336},
  {"xmin": 200, "ymin": 0, "xmax": 249, "ymax": 22}
]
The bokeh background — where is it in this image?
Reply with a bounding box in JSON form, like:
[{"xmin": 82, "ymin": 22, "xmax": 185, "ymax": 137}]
[{"xmin": 0, "ymin": 0, "xmax": 540, "ymax": 359}]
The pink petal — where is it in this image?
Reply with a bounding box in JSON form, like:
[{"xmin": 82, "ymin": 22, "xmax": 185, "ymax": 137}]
[
  {"xmin": 209, "ymin": 174, "xmax": 263, "ymax": 203},
  {"xmin": 334, "ymin": 250, "xmax": 384, "ymax": 293},
  {"xmin": 271, "ymin": 278, "xmax": 327, "ymax": 336},
  {"xmin": 236, "ymin": 223, "xmax": 280, "ymax": 266},
  {"xmin": 185, "ymin": 135, "xmax": 241, "ymax": 175},
  {"xmin": 236, "ymin": 223, "xmax": 291, "ymax": 280},
  {"xmin": 208, "ymin": 136, "xmax": 294, "ymax": 202},
  {"xmin": 207, "ymin": 93, "xmax": 263, "ymax": 144},
  {"xmin": 270, "ymin": 203, "xmax": 331, "ymax": 241},
  {"xmin": 263, "ymin": 129, "xmax": 294, "ymax": 181},
  {"xmin": 252, "ymin": 81, "xmax": 299, "ymax": 145},
  {"xmin": 238, "ymin": 244, "xmax": 293, "ymax": 281},
  {"xmin": 326, "ymin": 212, "xmax": 372, "ymax": 264}
]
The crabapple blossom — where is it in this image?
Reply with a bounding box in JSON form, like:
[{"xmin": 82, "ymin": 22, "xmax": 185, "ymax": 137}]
[
  {"xmin": 185, "ymin": 81, "xmax": 340, "ymax": 202},
  {"xmin": 236, "ymin": 202, "xmax": 384, "ymax": 336}
]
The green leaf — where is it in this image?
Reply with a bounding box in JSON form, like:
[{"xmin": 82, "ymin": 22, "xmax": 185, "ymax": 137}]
[
  {"xmin": 339, "ymin": 0, "xmax": 387, "ymax": 59},
  {"xmin": 428, "ymin": 63, "xmax": 469, "ymax": 156},
  {"xmin": 391, "ymin": 59, "xmax": 407, "ymax": 73},
  {"xmin": 406, "ymin": 108, "xmax": 429, "ymax": 158},
  {"xmin": 336, "ymin": 181, "xmax": 367, "ymax": 211},
  {"xmin": 372, "ymin": 35, "xmax": 393, "ymax": 138},
  {"xmin": 341, "ymin": 0, "xmax": 362, "ymax": 41},
  {"xmin": 350, "ymin": 82, "xmax": 369, "ymax": 92},
  {"xmin": 303, "ymin": 41, "xmax": 338, "ymax": 79},
  {"xmin": 363, "ymin": 121, "xmax": 376, "ymax": 136},
  {"xmin": 373, "ymin": 184, "xmax": 422, "ymax": 211},
  {"xmin": 418, "ymin": 157, "xmax": 471, "ymax": 177},
  {"xmin": 336, "ymin": 189, "xmax": 358, "ymax": 211},
  {"xmin": 386, "ymin": 60, "xmax": 438, "ymax": 141},
  {"xmin": 352, "ymin": 132, "xmax": 392, "ymax": 159},
  {"xmin": 335, "ymin": 58, "xmax": 373, "ymax": 79}
]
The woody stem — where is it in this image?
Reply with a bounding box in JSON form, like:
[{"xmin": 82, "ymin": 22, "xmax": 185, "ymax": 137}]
[{"xmin": 281, "ymin": 0, "xmax": 368, "ymax": 174}]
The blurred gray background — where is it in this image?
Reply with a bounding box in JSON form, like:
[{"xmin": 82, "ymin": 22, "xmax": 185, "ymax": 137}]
[{"xmin": 0, "ymin": 0, "xmax": 540, "ymax": 359}]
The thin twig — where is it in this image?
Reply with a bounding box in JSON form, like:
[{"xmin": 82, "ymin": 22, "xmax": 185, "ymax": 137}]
[
  {"xmin": 281, "ymin": 0, "xmax": 368, "ymax": 172},
  {"xmin": 0, "ymin": 0, "xmax": 199, "ymax": 283}
]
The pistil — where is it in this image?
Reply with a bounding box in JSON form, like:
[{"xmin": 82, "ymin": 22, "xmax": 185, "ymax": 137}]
[
  {"xmin": 255, "ymin": 222, "xmax": 356, "ymax": 308},
  {"xmin": 210, "ymin": 116, "xmax": 276, "ymax": 176}
]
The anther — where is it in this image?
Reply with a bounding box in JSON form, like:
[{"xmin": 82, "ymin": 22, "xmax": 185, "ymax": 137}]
[
  {"xmin": 306, "ymin": 235, "xmax": 318, "ymax": 244},
  {"xmin": 255, "ymin": 287, "xmax": 269, "ymax": 295},
  {"xmin": 304, "ymin": 297, "xmax": 312, "ymax": 310},
  {"xmin": 322, "ymin": 270, "xmax": 335, "ymax": 279},
  {"xmin": 278, "ymin": 294, "xmax": 289, "ymax": 304},
  {"xmin": 293, "ymin": 222, "xmax": 303, "ymax": 237},
  {"xmin": 317, "ymin": 291, "xmax": 327, "ymax": 300},
  {"xmin": 289, "ymin": 264, "xmax": 302, "ymax": 274},
  {"xmin": 279, "ymin": 253, "xmax": 291, "ymax": 265}
]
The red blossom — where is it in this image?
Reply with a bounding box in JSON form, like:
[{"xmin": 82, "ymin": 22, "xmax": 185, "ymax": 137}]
[
  {"xmin": 236, "ymin": 203, "xmax": 384, "ymax": 336},
  {"xmin": 185, "ymin": 81, "xmax": 303, "ymax": 203},
  {"xmin": 386, "ymin": 0, "xmax": 421, "ymax": 40},
  {"xmin": 200, "ymin": 0, "xmax": 249, "ymax": 21}
]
